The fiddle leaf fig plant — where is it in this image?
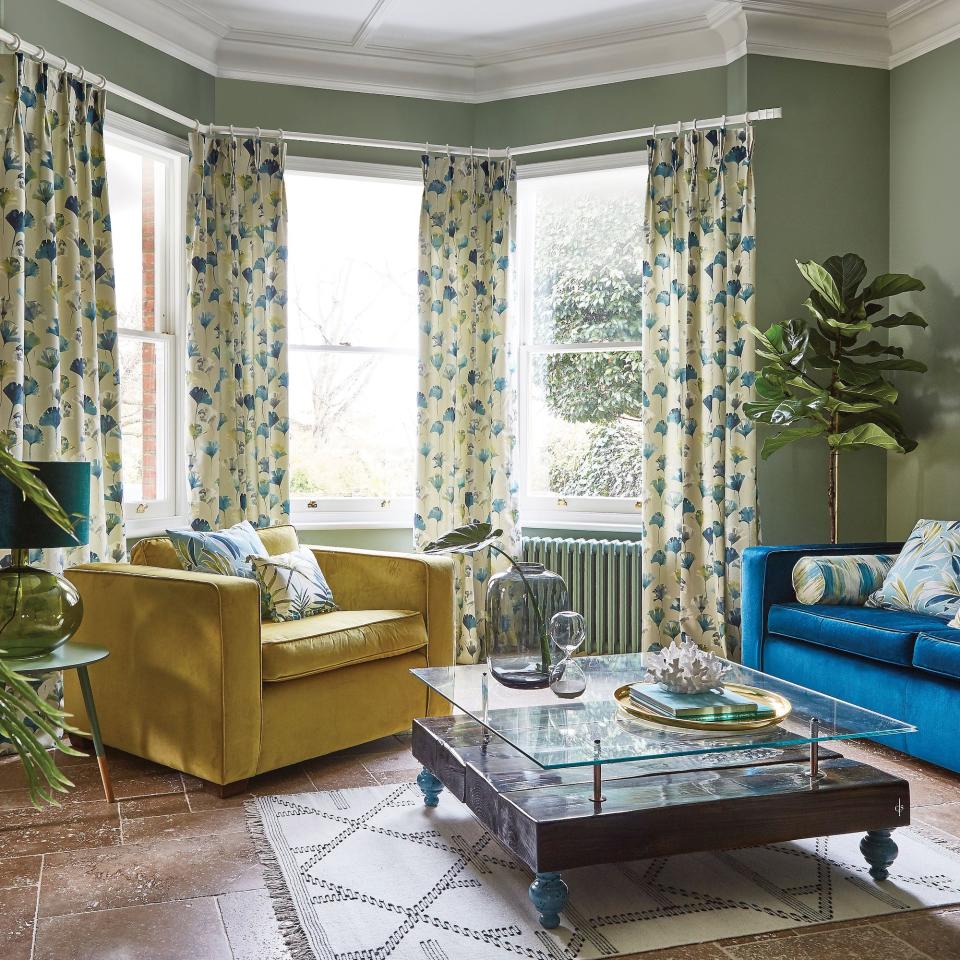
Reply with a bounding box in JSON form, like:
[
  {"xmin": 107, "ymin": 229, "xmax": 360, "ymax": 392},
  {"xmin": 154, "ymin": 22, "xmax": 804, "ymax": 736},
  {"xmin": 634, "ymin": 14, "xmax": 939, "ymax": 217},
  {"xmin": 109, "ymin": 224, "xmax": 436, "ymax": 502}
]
[{"xmin": 744, "ymin": 253, "xmax": 928, "ymax": 543}]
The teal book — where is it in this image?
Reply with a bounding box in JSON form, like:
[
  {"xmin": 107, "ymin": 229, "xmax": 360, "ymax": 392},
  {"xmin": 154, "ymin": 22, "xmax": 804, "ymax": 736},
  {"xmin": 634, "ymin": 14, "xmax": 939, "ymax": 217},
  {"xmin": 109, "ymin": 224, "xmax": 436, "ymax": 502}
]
[{"xmin": 629, "ymin": 683, "xmax": 774, "ymax": 719}]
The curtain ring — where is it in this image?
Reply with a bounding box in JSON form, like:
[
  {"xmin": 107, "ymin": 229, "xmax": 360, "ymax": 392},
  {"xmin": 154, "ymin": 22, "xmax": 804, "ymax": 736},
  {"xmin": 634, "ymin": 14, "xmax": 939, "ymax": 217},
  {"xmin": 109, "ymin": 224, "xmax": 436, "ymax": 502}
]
[
  {"xmin": 445, "ymin": 143, "xmax": 450, "ymax": 158},
  {"xmin": 97, "ymin": 73, "xmax": 107, "ymax": 91},
  {"xmin": 192, "ymin": 118, "xmax": 201, "ymax": 133},
  {"xmin": 255, "ymin": 126, "xmax": 261, "ymax": 139},
  {"xmin": 676, "ymin": 118, "xmax": 682, "ymax": 137},
  {"xmin": 721, "ymin": 114, "xmax": 727, "ymax": 129},
  {"xmin": 35, "ymin": 46, "xmax": 46, "ymax": 64},
  {"xmin": 229, "ymin": 123, "xmax": 235, "ymax": 138},
  {"xmin": 651, "ymin": 122, "xmax": 657, "ymax": 140},
  {"xmin": 278, "ymin": 128, "xmax": 284, "ymax": 141},
  {"xmin": 58, "ymin": 54, "xmax": 69, "ymax": 72},
  {"xmin": 77, "ymin": 66, "xmax": 85, "ymax": 83},
  {"xmin": 425, "ymin": 139, "xmax": 430, "ymax": 155},
  {"xmin": 6, "ymin": 33, "xmax": 22, "ymax": 52}
]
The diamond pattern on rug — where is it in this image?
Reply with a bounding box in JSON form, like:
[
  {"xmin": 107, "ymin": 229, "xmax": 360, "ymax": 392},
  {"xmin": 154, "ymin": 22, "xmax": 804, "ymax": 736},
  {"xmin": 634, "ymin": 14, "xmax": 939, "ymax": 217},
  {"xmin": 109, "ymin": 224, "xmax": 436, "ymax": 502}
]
[{"xmin": 249, "ymin": 783, "xmax": 960, "ymax": 960}]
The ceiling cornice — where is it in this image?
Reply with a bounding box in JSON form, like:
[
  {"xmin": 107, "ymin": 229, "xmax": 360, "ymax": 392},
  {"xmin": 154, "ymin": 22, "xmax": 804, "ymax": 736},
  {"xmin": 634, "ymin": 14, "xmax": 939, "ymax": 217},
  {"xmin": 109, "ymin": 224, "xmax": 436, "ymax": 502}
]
[{"xmin": 51, "ymin": 0, "xmax": 960, "ymax": 102}]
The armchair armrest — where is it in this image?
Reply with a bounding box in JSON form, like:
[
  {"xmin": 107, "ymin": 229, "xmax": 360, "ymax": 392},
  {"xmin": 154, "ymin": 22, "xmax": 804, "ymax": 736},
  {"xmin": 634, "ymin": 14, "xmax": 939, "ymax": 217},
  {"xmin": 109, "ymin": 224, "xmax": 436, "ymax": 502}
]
[
  {"xmin": 64, "ymin": 563, "xmax": 262, "ymax": 786},
  {"xmin": 741, "ymin": 542, "xmax": 903, "ymax": 671},
  {"xmin": 307, "ymin": 547, "xmax": 456, "ymax": 673}
]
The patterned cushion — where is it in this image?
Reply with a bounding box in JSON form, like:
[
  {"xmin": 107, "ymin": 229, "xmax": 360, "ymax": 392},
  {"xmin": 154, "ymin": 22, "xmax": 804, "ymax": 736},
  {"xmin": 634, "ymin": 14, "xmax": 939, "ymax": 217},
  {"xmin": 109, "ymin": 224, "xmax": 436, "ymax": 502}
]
[
  {"xmin": 249, "ymin": 548, "xmax": 338, "ymax": 622},
  {"xmin": 792, "ymin": 554, "xmax": 896, "ymax": 606},
  {"xmin": 867, "ymin": 519, "xmax": 960, "ymax": 621},
  {"xmin": 167, "ymin": 521, "xmax": 268, "ymax": 579}
]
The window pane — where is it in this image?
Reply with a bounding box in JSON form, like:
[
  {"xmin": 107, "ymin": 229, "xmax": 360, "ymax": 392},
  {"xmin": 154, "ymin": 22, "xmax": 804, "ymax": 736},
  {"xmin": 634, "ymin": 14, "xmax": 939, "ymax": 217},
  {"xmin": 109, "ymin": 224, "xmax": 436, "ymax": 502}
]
[
  {"xmin": 105, "ymin": 141, "xmax": 164, "ymax": 331},
  {"xmin": 286, "ymin": 173, "xmax": 421, "ymax": 349},
  {"xmin": 527, "ymin": 350, "xmax": 642, "ymax": 498},
  {"xmin": 521, "ymin": 167, "xmax": 646, "ymax": 345},
  {"xmin": 119, "ymin": 336, "xmax": 167, "ymax": 503},
  {"xmin": 289, "ymin": 351, "xmax": 415, "ymax": 499}
]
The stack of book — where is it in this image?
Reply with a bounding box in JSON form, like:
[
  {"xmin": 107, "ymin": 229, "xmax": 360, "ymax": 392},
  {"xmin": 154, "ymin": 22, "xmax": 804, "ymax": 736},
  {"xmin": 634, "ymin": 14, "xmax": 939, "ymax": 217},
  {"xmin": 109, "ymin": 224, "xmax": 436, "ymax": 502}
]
[{"xmin": 628, "ymin": 683, "xmax": 775, "ymax": 722}]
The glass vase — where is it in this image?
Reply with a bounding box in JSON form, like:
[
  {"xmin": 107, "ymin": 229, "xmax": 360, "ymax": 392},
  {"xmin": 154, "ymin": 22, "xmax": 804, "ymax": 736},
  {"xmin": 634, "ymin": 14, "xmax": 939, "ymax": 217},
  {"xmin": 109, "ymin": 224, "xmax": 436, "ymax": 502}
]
[{"xmin": 485, "ymin": 562, "xmax": 569, "ymax": 689}]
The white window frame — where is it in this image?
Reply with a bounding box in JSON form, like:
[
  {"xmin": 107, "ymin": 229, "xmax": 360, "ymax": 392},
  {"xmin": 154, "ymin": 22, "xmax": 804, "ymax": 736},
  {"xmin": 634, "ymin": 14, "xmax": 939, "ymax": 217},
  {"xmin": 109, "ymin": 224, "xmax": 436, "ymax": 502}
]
[
  {"xmin": 105, "ymin": 115, "xmax": 190, "ymax": 537},
  {"xmin": 285, "ymin": 157, "xmax": 421, "ymax": 530},
  {"xmin": 516, "ymin": 152, "xmax": 648, "ymax": 532}
]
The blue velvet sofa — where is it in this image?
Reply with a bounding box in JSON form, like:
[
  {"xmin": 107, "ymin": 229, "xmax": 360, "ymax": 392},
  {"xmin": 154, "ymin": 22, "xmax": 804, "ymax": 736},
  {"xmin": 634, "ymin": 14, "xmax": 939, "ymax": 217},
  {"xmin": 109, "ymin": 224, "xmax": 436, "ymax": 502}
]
[{"xmin": 742, "ymin": 542, "xmax": 960, "ymax": 773}]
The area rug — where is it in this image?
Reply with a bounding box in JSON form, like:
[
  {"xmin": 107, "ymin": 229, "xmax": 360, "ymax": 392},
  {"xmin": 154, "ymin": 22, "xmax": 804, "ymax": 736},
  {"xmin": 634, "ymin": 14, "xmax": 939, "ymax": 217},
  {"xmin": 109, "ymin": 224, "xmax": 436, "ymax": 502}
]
[{"xmin": 247, "ymin": 783, "xmax": 960, "ymax": 960}]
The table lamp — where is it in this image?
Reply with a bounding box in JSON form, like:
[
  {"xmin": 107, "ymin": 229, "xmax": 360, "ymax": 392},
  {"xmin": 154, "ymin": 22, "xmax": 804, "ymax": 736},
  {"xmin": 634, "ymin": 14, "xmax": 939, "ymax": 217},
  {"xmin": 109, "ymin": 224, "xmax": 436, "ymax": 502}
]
[{"xmin": 0, "ymin": 461, "xmax": 90, "ymax": 659}]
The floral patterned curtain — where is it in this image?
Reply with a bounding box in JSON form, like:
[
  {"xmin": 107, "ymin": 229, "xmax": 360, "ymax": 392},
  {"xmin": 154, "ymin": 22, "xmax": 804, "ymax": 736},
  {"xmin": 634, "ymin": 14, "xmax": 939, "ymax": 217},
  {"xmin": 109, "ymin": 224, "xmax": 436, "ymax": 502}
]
[
  {"xmin": 185, "ymin": 132, "xmax": 289, "ymax": 530},
  {"xmin": 640, "ymin": 126, "xmax": 758, "ymax": 659},
  {"xmin": 414, "ymin": 154, "xmax": 520, "ymax": 664},
  {"xmin": 0, "ymin": 53, "xmax": 125, "ymax": 753},
  {"xmin": 0, "ymin": 54, "xmax": 125, "ymax": 561}
]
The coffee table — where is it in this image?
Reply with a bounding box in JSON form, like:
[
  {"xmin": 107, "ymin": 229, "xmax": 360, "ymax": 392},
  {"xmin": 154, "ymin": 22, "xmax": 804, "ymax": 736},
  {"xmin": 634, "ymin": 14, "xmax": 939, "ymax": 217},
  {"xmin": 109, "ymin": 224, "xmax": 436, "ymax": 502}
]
[{"xmin": 410, "ymin": 655, "xmax": 915, "ymax": 929}]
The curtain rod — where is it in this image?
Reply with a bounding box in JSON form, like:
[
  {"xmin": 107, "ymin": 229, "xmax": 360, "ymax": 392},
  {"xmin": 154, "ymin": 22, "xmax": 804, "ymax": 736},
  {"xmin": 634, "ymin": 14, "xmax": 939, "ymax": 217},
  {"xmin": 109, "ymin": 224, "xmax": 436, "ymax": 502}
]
[{"xmin": 1, "ymin": 29, "xmax": 781, "ymax": 157}]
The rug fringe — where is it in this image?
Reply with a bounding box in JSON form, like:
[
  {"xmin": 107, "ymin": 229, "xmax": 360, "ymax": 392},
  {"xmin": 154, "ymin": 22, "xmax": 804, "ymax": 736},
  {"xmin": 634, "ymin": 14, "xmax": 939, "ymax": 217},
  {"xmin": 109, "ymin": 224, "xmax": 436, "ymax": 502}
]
[{"xmin": 244, "ymin": 798, "xmax": 317, "ymax": 960}]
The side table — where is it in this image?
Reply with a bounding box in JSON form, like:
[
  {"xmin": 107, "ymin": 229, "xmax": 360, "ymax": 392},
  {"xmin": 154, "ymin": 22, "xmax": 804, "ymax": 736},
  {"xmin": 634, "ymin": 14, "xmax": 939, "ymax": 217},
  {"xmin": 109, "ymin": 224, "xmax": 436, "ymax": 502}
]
[{"xmin": 4, "ymin": 641, "xmax": 114, "ymax": 802}]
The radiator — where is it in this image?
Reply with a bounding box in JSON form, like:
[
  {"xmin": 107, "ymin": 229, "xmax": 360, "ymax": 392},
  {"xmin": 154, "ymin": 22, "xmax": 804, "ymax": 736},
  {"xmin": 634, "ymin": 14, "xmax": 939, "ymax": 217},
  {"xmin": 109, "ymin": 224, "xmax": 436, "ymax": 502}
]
[{"xmin": 521, "ymin": 536, "xmax": 643, "ymax": 654}]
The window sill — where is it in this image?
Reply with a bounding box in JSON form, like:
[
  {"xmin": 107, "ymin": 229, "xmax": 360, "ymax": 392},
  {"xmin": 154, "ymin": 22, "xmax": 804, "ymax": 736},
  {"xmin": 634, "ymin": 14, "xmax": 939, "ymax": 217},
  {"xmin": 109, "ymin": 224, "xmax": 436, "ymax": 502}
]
[
  {"xmin": 124, "ymin": 514, "xmax": 191, "ymax": 540},
  {"xmin": 292, "ymin": 519, "xmax": 412, "ymax": 531}
]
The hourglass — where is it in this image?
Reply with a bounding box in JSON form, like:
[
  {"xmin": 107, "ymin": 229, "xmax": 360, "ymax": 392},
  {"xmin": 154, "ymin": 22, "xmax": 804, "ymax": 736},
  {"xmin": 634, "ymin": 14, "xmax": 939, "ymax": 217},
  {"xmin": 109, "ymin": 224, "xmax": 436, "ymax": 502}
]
[{"xmin": 548, "ymin": 611, "xmax": 587, "ymax": 699}]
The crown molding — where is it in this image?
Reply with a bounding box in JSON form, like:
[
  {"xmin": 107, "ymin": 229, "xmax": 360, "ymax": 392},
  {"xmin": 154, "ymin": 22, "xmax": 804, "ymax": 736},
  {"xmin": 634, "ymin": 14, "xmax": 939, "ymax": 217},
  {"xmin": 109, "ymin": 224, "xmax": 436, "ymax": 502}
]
[
  {"xmin": 888, "ymin": 0, "xmax": 960, "ymax": 66},
  {"xmin": 49, "ymin": 0, "xmax": 960, "ymax": 103}
]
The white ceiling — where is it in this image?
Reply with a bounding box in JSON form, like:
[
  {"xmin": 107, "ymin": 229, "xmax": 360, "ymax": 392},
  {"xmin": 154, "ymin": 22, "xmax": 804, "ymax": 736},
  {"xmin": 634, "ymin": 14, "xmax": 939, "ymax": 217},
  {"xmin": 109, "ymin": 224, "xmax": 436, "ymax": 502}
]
[{"xmin": 57, "ymin": 0, "xmax": 960, "ymax": 101}]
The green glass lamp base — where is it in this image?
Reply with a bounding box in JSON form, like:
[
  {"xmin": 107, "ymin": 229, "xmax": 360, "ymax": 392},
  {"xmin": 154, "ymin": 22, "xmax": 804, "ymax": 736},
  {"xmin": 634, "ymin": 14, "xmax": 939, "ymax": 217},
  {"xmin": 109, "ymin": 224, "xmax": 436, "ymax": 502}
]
[{"xmin": 0, "ymin": 559, "xmax": 83, "ymax": 660}]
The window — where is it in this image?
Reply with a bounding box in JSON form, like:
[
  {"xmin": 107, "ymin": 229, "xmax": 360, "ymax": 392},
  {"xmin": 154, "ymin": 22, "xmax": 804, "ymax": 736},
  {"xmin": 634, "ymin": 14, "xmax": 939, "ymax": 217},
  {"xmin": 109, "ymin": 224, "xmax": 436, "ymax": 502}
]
[
  {"xmin": 286, "ymin": 168, "xmax": 421, "ymax": 525},
  {"xmin": 105, "ymin": 128, "xmax": 184, "ymax": 528},
  {"xmin": 517, "ymin": 160, "xmax": 647, "ymax": 527}
]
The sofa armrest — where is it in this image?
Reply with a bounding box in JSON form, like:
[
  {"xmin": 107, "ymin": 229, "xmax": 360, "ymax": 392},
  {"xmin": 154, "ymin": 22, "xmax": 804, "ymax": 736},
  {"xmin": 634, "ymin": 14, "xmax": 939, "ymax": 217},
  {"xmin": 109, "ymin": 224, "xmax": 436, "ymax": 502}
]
[
  {"xmin": 64, "ymin": 563, "xmax": 262, "ymax": 785},
  {"xmin": 307, "ymin": 547, "xmax": 456, "ymax": 672},
  {"xmin": 741, "ymin": 542, "xmax": 903, "ymax": 671}
]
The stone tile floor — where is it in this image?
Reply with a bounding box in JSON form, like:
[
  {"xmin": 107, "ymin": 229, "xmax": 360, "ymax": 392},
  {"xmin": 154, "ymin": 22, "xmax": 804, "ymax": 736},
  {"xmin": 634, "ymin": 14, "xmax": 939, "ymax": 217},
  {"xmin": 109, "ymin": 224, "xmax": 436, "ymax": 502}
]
[{"xmin": 1, "ymin": 734, "xmax": 960, "ymax": 959}]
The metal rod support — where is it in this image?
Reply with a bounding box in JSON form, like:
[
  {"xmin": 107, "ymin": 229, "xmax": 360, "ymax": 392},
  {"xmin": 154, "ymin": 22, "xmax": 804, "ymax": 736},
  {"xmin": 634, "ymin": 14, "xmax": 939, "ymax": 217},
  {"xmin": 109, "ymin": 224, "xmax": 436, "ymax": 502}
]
[
  {"xmin": 0, "ymin": 29, "xmax": 782, "ymax": 158},
  {"xmin": 810, "ymin": 717, "xmax": 820, "ymax": 779},
  {"xmin": 592, "ymin": 738, "xmax": 605, "ymax": 804}
]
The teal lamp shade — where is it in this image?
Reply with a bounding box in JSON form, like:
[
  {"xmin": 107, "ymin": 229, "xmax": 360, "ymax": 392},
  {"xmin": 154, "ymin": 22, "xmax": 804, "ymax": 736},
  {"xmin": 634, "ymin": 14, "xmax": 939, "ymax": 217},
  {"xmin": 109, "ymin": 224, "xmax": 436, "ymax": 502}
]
[
  {"xmin": 0, "ymin": 461, "xmax": 90, "ymax": 548},
  {"xmin": 0, "ymin": 461, "xmax": 90, "ymax": 659}
]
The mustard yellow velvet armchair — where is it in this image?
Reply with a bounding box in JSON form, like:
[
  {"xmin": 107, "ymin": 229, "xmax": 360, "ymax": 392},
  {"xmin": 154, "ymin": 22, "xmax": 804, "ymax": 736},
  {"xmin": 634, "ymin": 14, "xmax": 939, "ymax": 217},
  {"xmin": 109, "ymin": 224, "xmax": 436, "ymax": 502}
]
[{"xmin": 62, "ymin": 525, "xmax": 455, "ymax": 795}]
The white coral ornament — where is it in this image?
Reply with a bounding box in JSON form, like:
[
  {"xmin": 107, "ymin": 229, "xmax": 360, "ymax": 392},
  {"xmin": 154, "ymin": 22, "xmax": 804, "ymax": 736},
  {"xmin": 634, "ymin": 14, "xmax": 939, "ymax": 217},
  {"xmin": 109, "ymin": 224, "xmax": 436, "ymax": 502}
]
[{"xmin": 644, "ymin": 638, "xmax": 730, "ymax": 694}]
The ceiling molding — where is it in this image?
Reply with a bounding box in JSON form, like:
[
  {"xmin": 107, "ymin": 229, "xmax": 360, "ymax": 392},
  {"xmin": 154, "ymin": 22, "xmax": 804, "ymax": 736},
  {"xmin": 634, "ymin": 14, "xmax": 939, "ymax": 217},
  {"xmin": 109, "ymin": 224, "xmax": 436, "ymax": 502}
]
[{"xmin": 50, "ymin": 0, "xmax": 960, "ymax": 103}]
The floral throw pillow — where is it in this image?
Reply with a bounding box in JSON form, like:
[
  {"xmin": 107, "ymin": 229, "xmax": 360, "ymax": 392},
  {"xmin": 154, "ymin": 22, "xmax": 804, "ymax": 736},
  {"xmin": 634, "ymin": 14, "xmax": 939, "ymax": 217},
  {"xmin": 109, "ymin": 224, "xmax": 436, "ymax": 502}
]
[
  {"xmin": 793, "ymin": 554, "xmax": 897, "ymax": 606},
  {"xmin": 867, "ymin": 519, "xmax": 960, "ymax": 621},
  {"xmin": 167, "ymin": 521, "xmax": 268, "ymax": 579},
  {"xmin": 249, "ymin": 548, "xmax": 338, "ymax": 622}
]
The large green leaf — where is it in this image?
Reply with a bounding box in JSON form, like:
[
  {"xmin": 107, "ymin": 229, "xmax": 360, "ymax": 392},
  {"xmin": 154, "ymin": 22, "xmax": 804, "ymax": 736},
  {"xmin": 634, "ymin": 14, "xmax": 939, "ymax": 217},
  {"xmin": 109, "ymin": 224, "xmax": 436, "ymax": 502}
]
[
  {"xmin": 760, "ymin": 423, "xmax": 827, "ymax": 459},
  {"xmin": 422, "ymin": 520, "xmax": 505, "ymax": 555},
  {"xmin": 862, "ymin": 273, "xmax": 925, "ymax": 301},
  {"xmin": 822, "ymin": 316, "xmax": 872, "ymax": 334},
  {"xmin": 857, "ymin": 357, "xmax": 927, "ymax": 374},
  {"xmin": 838, "ymin": 379, "xmax": 898, "ymax": 405},
  {"xmin": 870, "ymin": 311, "xmax": 928, "ymax": 329},
  {"xmin": 744, "ymin": 396, "xmax": 828, "ymax": 425},
  {"xmin": 847, "ymin": 340, "xmax": 904, "ymax": 358},
  {"xmin": 797, "ymin": 259, "xmax": 842, "ymax": 313},
  {"xmin": 822, "ymin": 252, "xmax": 867, "ymax": 302},
  {"xmin": 828, "ymin": 423, "xmax": 904, "ymax": 453}
]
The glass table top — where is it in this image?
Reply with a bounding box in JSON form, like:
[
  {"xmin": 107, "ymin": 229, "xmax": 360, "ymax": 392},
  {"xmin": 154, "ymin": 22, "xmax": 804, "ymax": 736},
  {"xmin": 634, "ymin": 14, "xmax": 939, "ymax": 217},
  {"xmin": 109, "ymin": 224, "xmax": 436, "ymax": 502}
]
[{"xmin": 411, "ymin": 655, "xmax": 915, "ymax": 770}]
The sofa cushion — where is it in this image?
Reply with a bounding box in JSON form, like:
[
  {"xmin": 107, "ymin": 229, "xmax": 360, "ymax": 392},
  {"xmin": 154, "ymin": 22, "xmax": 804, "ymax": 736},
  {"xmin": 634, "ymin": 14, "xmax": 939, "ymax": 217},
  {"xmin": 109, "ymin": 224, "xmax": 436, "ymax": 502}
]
[
  {"xmin": 260, "ymin": 609, "xmax": 427, "ymax": 682},
  {"xmin": 168, "ymin": 521, "xmax": 267, "ymax": 579},
  {"xmin": 767, "ymin": 603, "xmax": 944, "ymax": 667},
  {"xmin": 913, "ymin": 625, "xmax": 960, "ymax": 681},
  {"xmin": 131, "ymin": 523, "xmax": 300, "ymax": 570}
]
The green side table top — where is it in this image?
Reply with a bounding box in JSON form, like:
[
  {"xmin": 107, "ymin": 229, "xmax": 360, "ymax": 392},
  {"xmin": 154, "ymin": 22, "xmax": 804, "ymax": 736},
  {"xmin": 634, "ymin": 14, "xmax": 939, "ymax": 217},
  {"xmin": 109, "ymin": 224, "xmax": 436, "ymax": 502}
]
[{"xmin": 1, "ymin": 641, "xmax": 109, "ymax": 673}]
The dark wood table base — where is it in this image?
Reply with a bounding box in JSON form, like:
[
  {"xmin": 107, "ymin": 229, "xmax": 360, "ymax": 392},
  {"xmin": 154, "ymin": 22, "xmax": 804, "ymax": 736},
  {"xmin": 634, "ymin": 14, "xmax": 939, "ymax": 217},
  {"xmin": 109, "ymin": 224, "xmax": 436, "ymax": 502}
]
[{"xmin": 412, "ymin": 715, "xmax": 911, "ymax": 929}]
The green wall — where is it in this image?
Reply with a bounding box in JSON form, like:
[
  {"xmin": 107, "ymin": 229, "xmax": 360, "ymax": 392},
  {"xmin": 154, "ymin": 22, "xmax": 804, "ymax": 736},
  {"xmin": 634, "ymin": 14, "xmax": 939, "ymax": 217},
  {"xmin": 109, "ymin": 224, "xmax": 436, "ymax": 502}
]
[
  {"xmin": 4, "ymin": 0, "xmax": 906, "ymax": 548},
  {"xmin": 744, "ymin": 56, "xmax": 891, "ymax": 544},
  {"xmin": 887, "ymin": 39, "xmax": 960, "ymax": 538},
  {"xmin": 1, "ymin": 0, "xmax": 214, "ymax": 134}
]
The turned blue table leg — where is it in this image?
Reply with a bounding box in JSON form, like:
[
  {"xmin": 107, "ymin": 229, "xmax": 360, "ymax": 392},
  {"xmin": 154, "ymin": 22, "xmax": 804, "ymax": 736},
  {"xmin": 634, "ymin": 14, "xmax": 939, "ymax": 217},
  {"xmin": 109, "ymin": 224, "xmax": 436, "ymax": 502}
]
[
  {"xmin": 416, "ymin": 766, "xmax": 443, "ymax": 807},
  {"xmin": 529, "ymin": 872, "xmax": 568, "ymax": 929},
  {"xmin": 861, "ymin": 829, "xmax": 899, "ymax": 881}
]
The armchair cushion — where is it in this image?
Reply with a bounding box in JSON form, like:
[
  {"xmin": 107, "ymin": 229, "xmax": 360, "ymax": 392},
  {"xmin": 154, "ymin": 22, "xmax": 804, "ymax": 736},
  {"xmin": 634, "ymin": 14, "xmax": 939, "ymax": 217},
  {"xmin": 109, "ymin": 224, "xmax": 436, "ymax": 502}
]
[
  {"xmin": 913, "ymin": 625, "xmax": 960, "ymax": 681},
  {"xmin": 250, "ymin": 547, "xmax": 337, "ymax": 621},
  {"xmin": 767, "ymin": 602, "xmax": 942, "ymax": 667},
  {"xmin": 261, "ymin": 608, "xmax": 427, "ymax": 682},
  {"xmin": 167, "ymin": 520, "xmax": 267, "ymax": 578},
  {"xmin": 131, "ymin": 523, "xmax": 300, "ymax": 570}
]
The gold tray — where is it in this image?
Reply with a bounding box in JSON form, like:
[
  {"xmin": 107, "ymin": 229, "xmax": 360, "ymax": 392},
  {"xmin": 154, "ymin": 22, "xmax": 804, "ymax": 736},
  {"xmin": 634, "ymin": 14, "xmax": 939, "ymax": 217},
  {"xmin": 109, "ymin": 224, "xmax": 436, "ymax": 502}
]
[{"xmin": 614, "ymin": 682, "xmax": 792, "ymax": 732}]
